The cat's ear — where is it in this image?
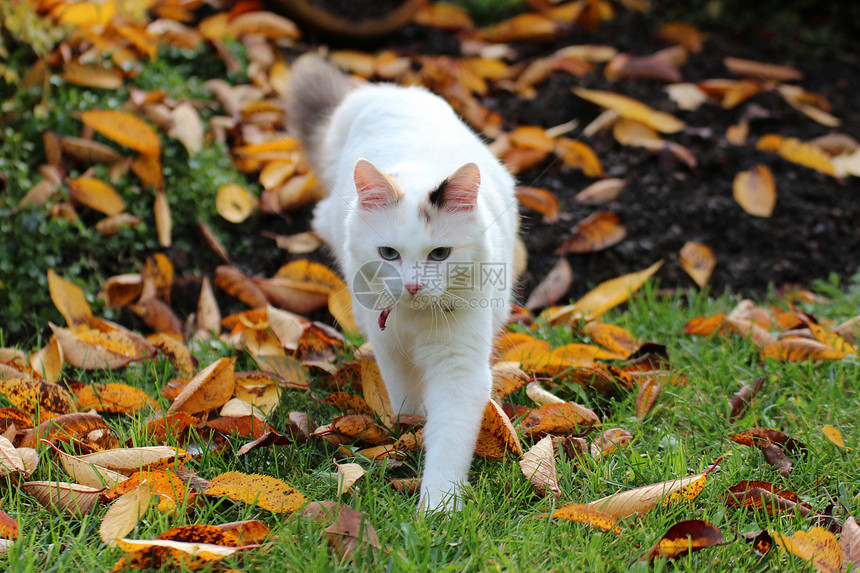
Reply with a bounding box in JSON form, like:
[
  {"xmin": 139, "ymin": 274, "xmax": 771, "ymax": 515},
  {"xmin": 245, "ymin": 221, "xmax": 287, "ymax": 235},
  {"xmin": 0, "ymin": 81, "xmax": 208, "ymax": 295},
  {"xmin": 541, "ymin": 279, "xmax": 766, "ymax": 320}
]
[
  {"xmin": 430, "ymin": 163, "xmax": 480, "ymax": 213},
  {"xmin": 354, "ymin": 159, "xmax": 400, "ymax": 210}
]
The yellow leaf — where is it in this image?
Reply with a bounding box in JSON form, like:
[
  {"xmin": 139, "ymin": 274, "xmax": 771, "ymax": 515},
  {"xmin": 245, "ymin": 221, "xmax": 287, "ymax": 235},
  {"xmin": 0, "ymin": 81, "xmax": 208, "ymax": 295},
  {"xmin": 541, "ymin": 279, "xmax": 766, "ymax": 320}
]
[
  {"xmin": 80, "ymin": 110, "xmax": 160, "ymax": 156},
  {"xmin": 573, "ymin": 88, "xmax": 685, "ymax": 133},
  {"xmin": 589, "ymin": 471, "xmax": 709, "ymax": 519},
  {"xmin": 68, "ymin": 177, "xmax": 125, "ymax": 216},
  {"xmin": 733, "ymin": 164, "xmax": 776, "ymax": 217},
  {"xmin": 679, "ymin": 241, "xmax": 716, "ymax": 288},
  {"xmin": 773, "ymin": 527, "xmax": 843, "ymax": 573},
  {"xmin": 99, "ymin": 484, "xmax": 152, "ymax": 542},
  {"xmin": 48, "ymin": 269, "xmax": 93, "ymax": 327},
  {"xmin": 328, "ymin": 282, "xmax": 360, "ymax": 336},
  {"xmin": 821, "ymin": 425, "xmax": 849, "ymax": 449},
  {"xmin": 550, "ymin": 504, "xmax": 620, "ymax": 534},
  {"xmin": 154, "ymin": 190, "xmax": 172, "ymax": 247},
  {"xmin": 216, "ymin": 183, "xmax": 257, "ymax": 223},
  {"xmin": 571, "ymin": 260, "xmax": 663, "ymax": 318},
  {"xmin": 204, "ymin": 471, "xmax": 306, "ymax": 513}
]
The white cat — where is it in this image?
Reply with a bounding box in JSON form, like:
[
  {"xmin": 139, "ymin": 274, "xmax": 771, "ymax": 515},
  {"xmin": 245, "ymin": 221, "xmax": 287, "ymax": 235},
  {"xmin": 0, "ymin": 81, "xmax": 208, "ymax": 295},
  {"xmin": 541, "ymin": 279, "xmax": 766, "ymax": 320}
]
[{"xmin": 288, "ymin": 54, "xmax": 518, "ymax": 511}]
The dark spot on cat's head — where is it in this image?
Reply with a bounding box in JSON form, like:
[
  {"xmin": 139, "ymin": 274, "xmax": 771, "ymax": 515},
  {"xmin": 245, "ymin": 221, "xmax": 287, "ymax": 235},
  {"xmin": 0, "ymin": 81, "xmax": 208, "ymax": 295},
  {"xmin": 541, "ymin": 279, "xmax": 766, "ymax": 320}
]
[{"xmin": 428, "ymin": 178, "xmax": 448, "ymax": 208}]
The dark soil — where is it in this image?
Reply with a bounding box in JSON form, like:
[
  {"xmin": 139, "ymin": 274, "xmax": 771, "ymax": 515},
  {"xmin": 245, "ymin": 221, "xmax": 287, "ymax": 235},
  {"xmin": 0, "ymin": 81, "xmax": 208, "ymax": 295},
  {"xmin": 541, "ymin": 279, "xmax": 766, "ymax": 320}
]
[{"xmin": 280, "ymin": 9, "xmax": 860, "ymax": 307}]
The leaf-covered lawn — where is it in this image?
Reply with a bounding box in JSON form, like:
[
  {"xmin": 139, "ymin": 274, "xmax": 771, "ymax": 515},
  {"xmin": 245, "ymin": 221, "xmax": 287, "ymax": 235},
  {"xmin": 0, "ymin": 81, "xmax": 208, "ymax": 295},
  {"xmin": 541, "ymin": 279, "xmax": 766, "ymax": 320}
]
[{"xmin": 1, "ymin": 0, "xmax": 859, "ymax": 571}]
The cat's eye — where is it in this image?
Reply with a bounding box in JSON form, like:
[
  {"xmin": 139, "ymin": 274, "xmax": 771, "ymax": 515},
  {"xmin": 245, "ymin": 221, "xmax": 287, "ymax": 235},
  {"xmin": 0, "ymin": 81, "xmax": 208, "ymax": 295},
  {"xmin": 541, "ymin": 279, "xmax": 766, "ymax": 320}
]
[
  {"xmin": 378, "ymin": 246, "xmax": 401, "ymax": 261},
  {"xmin": 428, "ymin": 247, "xmax": 451, "ymax": 261}
]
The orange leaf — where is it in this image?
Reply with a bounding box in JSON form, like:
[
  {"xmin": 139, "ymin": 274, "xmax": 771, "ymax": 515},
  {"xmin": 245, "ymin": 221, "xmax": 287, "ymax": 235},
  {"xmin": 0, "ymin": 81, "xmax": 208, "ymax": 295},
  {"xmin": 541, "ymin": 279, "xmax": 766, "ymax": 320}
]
[
  {"xmin": 636, "ymin": 378, "xmax": 661, "ymax": 420},
  {"xmin": 557, "ymin": 212, "xmax": 626, "ymax": 254},
  {"xmin": 573, "ymin": 87, "xmax": 685, "ymax": 133},
  {"xmin": 166, "ymin": 357, "xmax": 236, "ymax": 415},
  {"xmin": 584, "ymin": 321, "xmax": 638, "ymax": 358},
  {"xmin": 75, "ymin": 383, "xmax": 158, "ymax": 414},
  {"xmin": 733, "ymin": 164, "xmax": 776, "ymax": 217},
  {"xmin": 762, "ymin": 338, "xmax": 849, "ymax": 361},
  {"xmin": 479, "ymin": 13, "xmax": 556, "ymax": 43},
  {"xmin": 723, "ymin": 56, "xmax": 802, "ymax": 82},
  {"xmin": 413, "ymin": 3, "xmax": 474, "ymax": 30},
  {"xmin": 216, "ymin": 183, "xmax": 257, "ymax": 223},
  {"xmin": 515, "ymin": 186, "xmax": 559, "ymax": 222},
  {"xmin": 80, "ymin": 110, "xmax": 160, "ymax": 156},
  {"xmin": 509, "ymin": 126, "xmax": 556, "ymax": 152},
  {"xmin": 516, "ymin": 401, "xmax": 600, "ymax": 439},
  {"xmin": 641, "ymin": 520, "xmax": 723, "ymax": 563},
  {"xmin": 571, "ymin": 260, "xmax": 663, "ymax": 318},
  {"xmin": 550, "ymin": 504, "xmax": 620, "ymax": 533},
  {"xmin": 679, "ymin": 241, "xmax": 716, "ymax": 288},
  {"xmin": 590, "ymin": 471, "xmax": 710, "ymax": 519},
  {"xmin": 474, "ymin": 400, "xmax": 523, "ymax": 461},
  {"xmin": 555, "ymin": 137, "xmax": 604, "ymax": 177}
]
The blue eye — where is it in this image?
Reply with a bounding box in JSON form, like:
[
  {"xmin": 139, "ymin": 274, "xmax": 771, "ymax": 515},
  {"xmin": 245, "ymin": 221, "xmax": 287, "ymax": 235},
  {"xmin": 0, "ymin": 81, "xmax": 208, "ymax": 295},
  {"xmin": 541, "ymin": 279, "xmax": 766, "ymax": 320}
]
[
  {"xmin": 428, "ymin": 247, "xmax": 451, "ymax": 261},
  {"xmin": 378, "ymin": 246, "xmax": 400, "ymax": 261}
]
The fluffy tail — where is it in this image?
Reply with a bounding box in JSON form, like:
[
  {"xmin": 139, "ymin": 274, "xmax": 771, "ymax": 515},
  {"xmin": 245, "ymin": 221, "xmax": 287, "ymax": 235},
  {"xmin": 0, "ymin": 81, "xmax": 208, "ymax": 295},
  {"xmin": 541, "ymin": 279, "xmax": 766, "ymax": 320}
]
[{"xmin": 287, "ymin": 54, "xmax": 351, "ymax": 171}]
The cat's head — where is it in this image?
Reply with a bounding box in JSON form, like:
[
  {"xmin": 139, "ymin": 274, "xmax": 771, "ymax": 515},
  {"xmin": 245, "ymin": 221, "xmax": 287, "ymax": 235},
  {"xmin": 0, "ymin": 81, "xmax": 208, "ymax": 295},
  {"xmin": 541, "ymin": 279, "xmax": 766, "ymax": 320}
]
[{"xmin": 347, "ymin": 159, "xmax": 487, "ymax": 319}]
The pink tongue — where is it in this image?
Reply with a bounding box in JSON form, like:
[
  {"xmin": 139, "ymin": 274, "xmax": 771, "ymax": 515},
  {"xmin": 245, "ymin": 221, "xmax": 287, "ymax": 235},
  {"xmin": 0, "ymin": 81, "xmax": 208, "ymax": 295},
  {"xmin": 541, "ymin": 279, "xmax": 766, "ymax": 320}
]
[{"xmin": 378, "ymin": 307, "xmax": 392, "ymax": 330}]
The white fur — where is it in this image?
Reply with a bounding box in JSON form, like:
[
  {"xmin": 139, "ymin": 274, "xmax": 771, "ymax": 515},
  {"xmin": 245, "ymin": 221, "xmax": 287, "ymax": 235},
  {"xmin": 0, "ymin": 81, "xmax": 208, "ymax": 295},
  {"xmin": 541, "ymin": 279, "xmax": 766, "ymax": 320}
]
[{"xmin": 312, "ymin": 83, "xmax": 517, "ymax": 511}]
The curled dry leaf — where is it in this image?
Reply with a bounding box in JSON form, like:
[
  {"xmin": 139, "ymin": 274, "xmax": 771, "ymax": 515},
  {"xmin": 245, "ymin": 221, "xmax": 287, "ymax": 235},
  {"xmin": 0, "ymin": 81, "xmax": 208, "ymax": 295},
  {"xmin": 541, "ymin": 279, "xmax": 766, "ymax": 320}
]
[
  {"xmin": 772, "ymin": 527, "xmax": 842, "ymax": 573},
  {"xmin": 111, "ymin": 537, "xmax": 253, "ymax": 571},
  {"xmin": 519, "ymin": 435, "xmax": 560, "ymax": 497},
  {"xmin": 557, "ymin": 212, "xmax": 626, "ymax": 255},
  {"xmin": 840, "ymin": 517, "xmax": 860, "ymax": 571},
  {"xmin": 204, "ymin": 471, "xmax": 306, "ymax": 513},
  {"xmin": 154, "ymin": 190, "xmax": 172, "ymax": 247},
  {"xmin": 723, "ymin": 480, "xmax": 811, "ymax": 516},
  {"xmin": 491, "ymin": 361, "xmax": 531, "ymax": 399},
  {"xmin": 575, "ymin": 178, "xmax": 626, "ymax": 204},
  {"xmin": 733, "ymin": 164, "xmax": 776, "ymax": 218},
  {"xmin": 636, "ymin": 378, "xmax": 661, "ymax": 420},
  {"xmin": 515, "ymin": 186, "xmax": 560, "ymax": 222},
  {"xmin": 100, "ymin": 484, "xmax": 152, "ymax": 543},
  {"xmin": 360, "ymin": 357, "xmax": 395, "ymax": 422},
  {"xmin": 573, "ymin": 87, "xmax": 685, "ymax": 133},
  {"xmin": 478, "ymin": 13, "xmax": 556, "ymax": 43},
  {"xmin": 525, "ymin": 257, "xmax": 572, "ymax": 310},
  {"xmin": 18, "ymin": 411, "xmax": 110, "ymax": 449},
  {"xmin": 474, "ymin": 399, "xmax": 523, "ymax": 461},
  {"xmin": 335, "ymin": 460, "xmax": 366, "ymax": 496},
  {"xmin": 56, "ymin": 447, "xmax": 129, "ymax": 489},
  {"xmin": 723, "ymin": 56, "xmax": 802, "ymax": 82},
  {"xmin": 727, "ymin": 377, "xmax": 765, "ymax": 422},
  {"xmin": 723, "ymin": 316, "xmax": 776, "ymax": 348},
  {"xmin": 22, "ymin": 480, "xmax": 103, "ymax": 517},
  {"xmin": 525, "ymin": 380, "xmax": 565, "ymax": 407},
  {"xmin": 166, "ymin": 357, "xmax": 237, "ymax": 415},
  {"xmin": 166, "ymin": 101, "xmax": 203, "ymax": 155},
  {"xmin": 74, "ymin": 446, "xmax": 183, "ymax": 475},
  {"xmin": 679, "ymin": 241, "xmax": 716, "ymax": 288},
  {"xmin": 591, "ymin": 428, "xmax": 633, "ymax": 458},
  {"xmin": 554, "ymin": 137, "xmax": 604, "ymax": 177},
  {"xmin": 516, "ymin": 401, "xmax": 600, "ymax": 439},
  {"xmin": 216, "ymin": 183, "xmax": 257, "ymax": 223},
  {"xmin": 0, "ymin": 435, "xmax": 25, "ymax": 476},
  {"xmin": 641, "ymin": 520, "xmax": 723, "ymax": 563}
]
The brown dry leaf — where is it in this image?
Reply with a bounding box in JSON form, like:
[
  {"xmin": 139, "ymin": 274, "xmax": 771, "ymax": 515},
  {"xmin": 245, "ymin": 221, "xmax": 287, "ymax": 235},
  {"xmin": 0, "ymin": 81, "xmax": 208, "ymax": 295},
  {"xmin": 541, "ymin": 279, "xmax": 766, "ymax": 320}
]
[
  {"xmin": 74, "ymin": 446, "xmax": 182, "ymax": 475},
  {"xmin": 130, "ymin": 297, "xmax": 183, "ymax": 335},
  {"xmin": 75, "ymin": 382, "xmax": 158, "ymax": 414},
  {"xmin": 665, "ymin": 83, "xmax": 708, "ymax": 111},
  {"xmin": 330, "ymin": 415, "xmax": 390, "ymax": 446},
  {"xmin": 555, "ymin": 137, "xmax": 604, "ymax": 177},
  {"xmin": 30, "ymin": 336, "xmax": 64, "ymax": 382},
  {"xmin": 723, "ymin": 316, "xmax": 777, "ymax": 348},
  {"xmin": 196, "ymin": 277, "xmax": 222, "ymax": 336},
  {"xmin": 68, "ymin": 177, "xmax": 126, "ymax": 216},
  {"xmin": 491, "ymin": 361, "xmax": 531, "ymax": 399},
  {"xmin": 360, "ymin": 357, "xmax": 395, "ymax": 422},
  {"xmin": 549, "ymin": 504, "xmax": 620, "ymax": 534},
  {"xmin": 591, "ymin": 428, "xmax": 633, "ymax": 459},
  {"xmin": 557, "ymin": 212, "xmax": 626, "ymax": 255},
  {"xmin": 841, "ymin": 517, "xmax": 860, "ymax": 571},
  {"xmin": 80, "ymin": 110, "xmax": 160, "ymax": 156},
  {"xmin": 821, "ymin": 425, "xmax": 848, "ymax": 449},
  {"xmin": 723, "ymin": 480, "xmax": 812, "ymax": 515},
  {"xmin": 22, "ymin": 480, "xmax": 103, "ymax": 517},
  {"xmin": 107, "ymin": 469, "xmax": 194, "ymax": 513},
  {"xmin": 51, "ymin": 324, "xmax": 146, "ymax": 370},
  {"xmin": 515, "ymin": 186, "xmax": 560, "ymax": 222},
  {"xmin": 0, "ymin": 377, "xmax": 75, "ymax": 415},
  {"xmin": 48, "ymin": 269, "xmax": 93, "ymax": 327},
  {"xmin": 479, "ymin": 13, "xmax": 556, "ymax": 43},
  {"xmin": 312, "ymin": 503, "xmax": 381, "ymax": 560},
  {"xmin": 99, "ymin": 484, "xmax": 152, "ymax": 542},
  {"xmin": 474, "ymin": 399, "xmax": 523, "ymax": 461},
  {"xmin": 584, "ymin": 321, "xmax": 638, "ymax": 359},
  {"xmin": 57, "ymin": 447, "xmax": 129, "ymax": 489},
  {"xmin": 59, "ymin": 136, "xmax": 123, "ymax": 164},
  {"xmin": 149, "ymin": 334, "xmax": 195, "ymax": 377},
  {"xmin": 573, "ymin": 87, "xmax": 685, "ymax": 133},
  {"xmin": 216, "ymin": 183, "xmax": 257, "ymax": 224},
  {"xmin": 324, "ymin": 392, "xmax": 373, "ymax": 416},
  {"xmin": 252, "ymin": 355, "xmax": 310, "ymax": 389},
  {"xmin": 655, "ymin": 22, "xmax": 706, "ymax": 52},
  {"xmin": 265, "ymin": 305, "xmax": 304, "ymax": 351},
  {"xmin": 166, "ymin": 101, "xmax": 203, "ymax": 155},
  {"xmin": 777, "ymin": 85, "xmax": 840, "ymax": 127},
  {"xmin": 636, "ymin": 378, "xmax": 662, "ymax": 420},
  {"xmin": 570, "ymin": 260, "xmax": 663, "ymax": 318},
  {"xmin": 154, "ymin": 190, "xmax": 172, "ymax": 247},
  {"xmin": 727, "ymin": 377, "xmax": 765, "ymax": 422},
  {"xmin": 62, "ymin": 62, "xmax": 124, "ymax": 89},
  {"xmin": 102, "ymin": 274, "xmax": 143, "ymax": 308},
  {"xmin": 215, "ymin": 265, "xmax": 269, "ymax": 308},
  {"xmin": 17, "ymin": 177, "xmax": 59, "ymax": 210},
  {"xmin": 516, "ymin": 401, "xmax": 600, "ymax": 439},
  {"xmin": 683, "ymin": 313, "xmax": 726, "ymax": 336},
  {"xmin": 264, "ymin": 230, "xmax": 324, "ymax": 254},
  {"xmin": 773, "ymin": 527, "xmax": 842, "ymax": 573},
  {"xmin": 679, "ymin": 241, "xmax": 717, "ymax": 288},
  {"xmin": 733, "ymin": 164, "xmax": 776, "ymax": 217},
  {"xmin": 203, "ymin": 471, "xmax": 306, "ymax": 513},
  {"xmin": 273, "ymin": 260, "xmax": 343, "ymax": 296},
  {"xmin": 19, "ymin": 411, "xmax": 109, "ymax": 449},
  {"xmin": 641, "ymin": 520, "xmax": 723, "ymax": 563},
  {"xmin": 612, "ymin": 117, "xmax": 661, "ymax": 146},
  {"xmin": 519, "ymin": 435, "xmax": 560, "ymax": 497},
  {"xmin": 335, "ymin": 461, "xmax": 366, "ymax": 496},
  {"xmin": 166, "ymin": 357, "xmax": 237, "ymax": 415},
  {"xmin": 215, "ymin": 519, "xmax": 271, "ymax": 545},
  {"xmin": 225, "ymin": 11, "xmax": 300, "ymax": 39},
  {"xmin": 763, "ymin": 338, "xmax": 849, "ymax": 361},
  {"xmin": 0, "ymin": 435, "xmax": 25, "ymax": 477},
  {"xmin": 155, "ymin": 523, "xmax": 240, "ymax": 547},
  {"xmin": 575, "ymin": 178, "xmax": 626, "ymax": 204},
  {"xmin": 723, "ymin": 56, "xmax": 802, "ymax": 82},
  {"xmin": 589, "ymin": 471, "xmax": 710, "ymax": 519},
  {"xmin": 525, "ymin": 257, "xmax": 572, "ymax": 310}
]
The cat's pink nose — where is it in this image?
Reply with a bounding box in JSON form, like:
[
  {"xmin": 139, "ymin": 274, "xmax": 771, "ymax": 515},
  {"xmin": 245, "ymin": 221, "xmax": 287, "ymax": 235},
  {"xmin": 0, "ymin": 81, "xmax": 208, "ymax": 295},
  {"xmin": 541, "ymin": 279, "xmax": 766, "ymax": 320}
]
[{"xmin": 404, "ymin": 283, "xmax": 423, "ymax": 295}]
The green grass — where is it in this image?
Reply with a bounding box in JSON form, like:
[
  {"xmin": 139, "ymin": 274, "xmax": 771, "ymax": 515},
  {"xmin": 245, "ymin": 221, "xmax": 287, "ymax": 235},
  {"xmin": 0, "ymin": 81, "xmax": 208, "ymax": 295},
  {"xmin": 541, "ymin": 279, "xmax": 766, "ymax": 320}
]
[{"xmin": 1, "ymin": 280, "xmax": 857, "ymax": 572}]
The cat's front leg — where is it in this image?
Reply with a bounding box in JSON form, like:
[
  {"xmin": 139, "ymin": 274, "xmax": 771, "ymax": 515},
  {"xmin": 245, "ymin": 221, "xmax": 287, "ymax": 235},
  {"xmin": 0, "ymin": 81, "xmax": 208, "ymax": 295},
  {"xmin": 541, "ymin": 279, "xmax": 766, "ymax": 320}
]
[{"xmin": 414, "ymin": 336, "xmax": 492, "ymax": 512}]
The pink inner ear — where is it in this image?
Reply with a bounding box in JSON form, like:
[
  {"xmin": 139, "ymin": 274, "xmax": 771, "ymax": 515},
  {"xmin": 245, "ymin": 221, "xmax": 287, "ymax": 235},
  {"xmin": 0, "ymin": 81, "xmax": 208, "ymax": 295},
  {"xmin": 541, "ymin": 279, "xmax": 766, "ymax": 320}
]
[
  {"xmin": 444, "ymin": 163, "xmax": 481, "ymax": 212},
  {"xmin": 354, "ymin": 159, "xmax": 399, "ymax": 210}
]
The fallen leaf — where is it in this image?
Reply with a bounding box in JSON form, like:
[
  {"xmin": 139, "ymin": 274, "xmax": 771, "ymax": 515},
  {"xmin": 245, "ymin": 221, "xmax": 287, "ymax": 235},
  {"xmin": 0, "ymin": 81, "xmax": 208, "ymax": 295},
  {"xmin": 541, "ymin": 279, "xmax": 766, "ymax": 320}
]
[
  {"xmin": 519, "ymin": 435, "xmax": 560, "ymax": 497},
  {"xmin": 549, "ymin": 504, "xmax": 620, "ymax": 533},
  {"xmin": 166, "ymin": 358, "xmax": 237, "ymax": 415},
  {"xmin": 570, "ymin": 260, "xmax": 663, "ymax": 318},
  {"xmin": 636, "ymin": 378, "xmax": 661, "ymax": 420},
  {"xmin": 68, "ymin": 177, "xmax": 126, "ymax": 216},
  {"xmin": 733, "ymin": 164, "xmax": 776, "ymax": 217},
  {"xmin": 516, "ymin": 401, "xmax": 600, "ymax": 439},
  {"xmin": 723, "ymin": 56, "xmax": 802, "ymax": 82},
  {"xmin": 48, "ymin": 269, "xmax": 93, "ymax": 327},
  {"xmin": 216, "ymin": 183, "xmax": 257, "ymax": 223},
  {"xmin": 641, "ymin": 520, "xmax": 723, "ymax": 562},
  {"xmin": 335, "ymin": 461, "xmax": 366, "ymax": 496},
  {"xmin": 479, "ymin": 13, "xmax": 556, "ymax": 43},
  {"xmin": 525, "ymin": 257, "xmax": 572, "ymax": 310},
  {"xmin": 762, "ymin": 338, "xmax": 848, "ymax": 361},
  {"xmin": 773, "ymin": 527, "xmax": 842, "ymax": 573},
  {"xmin": 584, "ymin": 321, "xmax": 639, "ymax": 359},
  {"xmin": 204, "ymin": 471, "xmax": 306, "ymax": 513},
  {"xmin": 99, "ymin": 484, "xmax": 152, "ymax": 542},
  {"xmin": 591, "ymin": 428, "xmax": 633, "ymax": 458},
  {"xmin": 154, "ymin": 190, "xmax": 172, "ymax": 247},
  {"xmin": 474, "ymin": 399, "xmax": 523, "ymax": 461},
  {"xmin": 575, "ymin": 178, "xmax": 626, "ymax": 204},
  {"xmin": 723, "ymin": 480, "xmax": 812, "ymax": 516},
  {"xmin": 821, "ymin": 425, "xmax": 848, "ymax": 449},
  {"xmin": 840, "ymin": 517, "xmax": 860, "ymax": 571},
  {"xmin": 573, "ymin": 87, "xmax": 685, "ymax": 133},
  {"xmin": 557, "ymin": 212, "xmax": 626, "ymax": 254},
  {"xmin": 679, "ymin": 241, "xmax": 716, "ymax": 288},
  {"xmin": 22, "ymin": 481, "xmax": 103, "ymax": 517},
  {"xmin": 589, "ymin": 470, "xmax": 710, "ymax": 519},
  {"xmin": 555, "ymin": 137, "xmax": 604, "ymax": 176},
  {"xmin": 515, "ymin": 186, "xmax": 560, "ymax": 222},
  {"xmin": 80, "ymin": 110, "xmax": 160, "ymax": 156},
  {"xmin": 75, "ymin": 382, "xmax": 158, "ymax": 414},
  {"xmin": 727, "ymin": 377, "xmax": 765, "ymax": 422}
]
